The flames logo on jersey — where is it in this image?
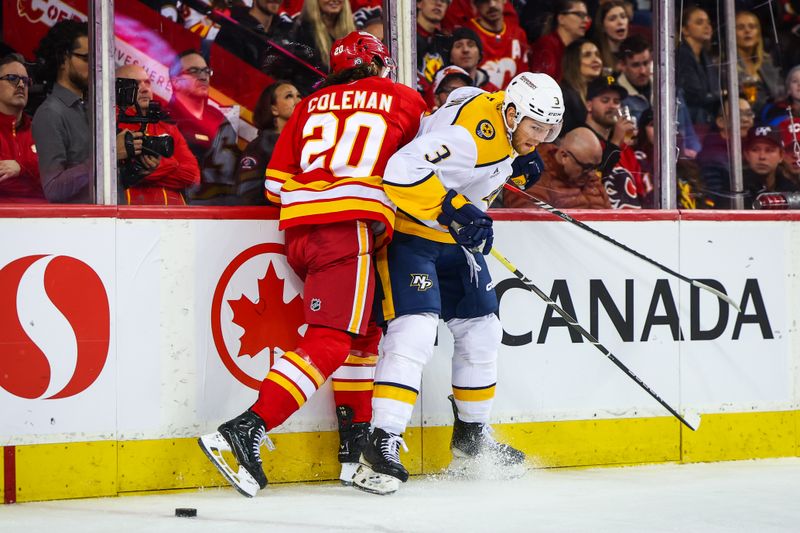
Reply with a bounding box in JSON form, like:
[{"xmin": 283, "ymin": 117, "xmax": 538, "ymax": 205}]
[{"xmin": 18, "ymin": 0, "xmax": 45, "ymax": 23}]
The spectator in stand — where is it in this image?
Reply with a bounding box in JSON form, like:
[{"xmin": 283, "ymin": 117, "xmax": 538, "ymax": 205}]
[
  {"xmin": 591, "ymin": 0, "xmax": 629, "ymax": 73},
  {"xmin": 292, "ymin": 0, "xmax": 356, "ymax": 71},
  {"xmin": 529, "ymin": 0, "xmax": 592, "ymax": 81},
  {"xmin": 467, "ymin": 0, "xmax": 529, "ymax": 88},
  {"xmin": 616, "ymin": 34, "xmax": 651, "ymax": 123},
  {"xmin": 430, "ymin": 65, "xmax": 474, "ymax": 110},
  {"xmin": 116, "ymin": 64, "xmax": 200, "ymax": 205},
  {"xmin": 235, "ymin": 80, "xmax": 301, "ymax": 205},
  {"xmin": 32, "ymin": 20, "xmax": 106, "ymax": 203},
  {"xmin": 762, "ymin": 65, "xmax": 800, "ymax": 125},
  {"xmin": 677, "ymin": 6, "xmax": 719, "ymax": 127},
  {"xmin": 742, "ymin": 124, "xmax": 800, "ymax": 208},
  {"xmin": 504, "ymin": 127, "xmax": 608, "ymax": 209},
  {"xmin": 351, "ymin": 0, "xmax": 383, "ymax": 32},
  {"xmin": 168, "ymin": 49, "xmax": 240, "ymax": 205},
  {"xmin": 0, "ymin": 54, "xmax": 45, "ymax": 203},
  {"xmin": 445, "ymin": 27, "xmax": 499, "ymax": 92},
  {"xmin": 215, "ymin": 0, "xmax": 293, "ymax": 69},
  {"xmin": 440, "ymin": 0, "xmax": 520, "ymax": 33},
  {"xmin": 583, "ymin": 75, "xmax": 651, "ymax": 208},
  {"xmin": 736, "ymin": 11, "xmax": 783, "ymax": 117},
  {"xmin": 559, "ymin": 39, "xmax": 603, "ymax": 135},
  {"xmin": 416, "ymin": 0, "xmax": 450, "ymax": 96},
  {"xmin": 697, "ymin": 97, "xmax": 755, "ymax": 208}
]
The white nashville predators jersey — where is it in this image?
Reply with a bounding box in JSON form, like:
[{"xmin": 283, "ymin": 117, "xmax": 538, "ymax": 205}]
[{"xmin": 382, "ymin": 86, "xmax": 515, "ymax": 243}]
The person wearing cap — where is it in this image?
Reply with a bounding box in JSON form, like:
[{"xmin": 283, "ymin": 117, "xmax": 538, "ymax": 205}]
[
  {"xmin": 466, "ymin": 0, "xmax": 528, "ymax": 88},
  {"xmin": 529, "ymin": 0, "xmax": 591, "ymax": 82},
  {"xmin": 431, "ymin": 65, "xmax": 474, "ymax": 110},
  {"xmin": 583, "ymin": 74, "xmax": 651, "ymax": 208},
  {"xmin": 742, "ymin": 124, "xmax": 800, "ymax": 208},
  {"xmin": 416, "ymin": 0, "xmax": 450, "ymax": 96},
  {"xmin": 445, "ymin": 27, "xmax": 499, "ymax": 92}
]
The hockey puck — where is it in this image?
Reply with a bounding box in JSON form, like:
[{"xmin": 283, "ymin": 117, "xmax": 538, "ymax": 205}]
[{"xmin": 175, "ymin": 508, "xmax": 197, "ymax": 518}]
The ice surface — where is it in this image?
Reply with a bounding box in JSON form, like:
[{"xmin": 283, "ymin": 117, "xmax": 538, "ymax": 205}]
[{"xmin": 2, "ymin": 458, "xmax": 799, "ymax": 533}]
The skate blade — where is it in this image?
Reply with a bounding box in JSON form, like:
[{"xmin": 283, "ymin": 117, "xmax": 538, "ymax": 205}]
[
  {"xmin": 339, "ymin": 462, "xmax": 359, "ymax": 486},
  {"xmin": 198, "ymin": 432, "xmax": 260, "ymax": 498},
  {"xmin": 353, "ymin": 464, "xmax": 400, "ymax": 495}
]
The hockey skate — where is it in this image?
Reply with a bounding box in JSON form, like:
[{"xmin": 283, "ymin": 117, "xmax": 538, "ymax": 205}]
[
  {"xmin": 336, "ymin": 405, "xmax": 370, "ymax": 485},
  {"xmin": 448, "ymin": 395, "xmax": 526, "ymax": 477},
  {"xmin": 353, "ymin": 427, "xmax": 409, "ymax": 495},
  {"xmin": 198, "ymin": 409, "xmax": 273, "ymax": 498}
]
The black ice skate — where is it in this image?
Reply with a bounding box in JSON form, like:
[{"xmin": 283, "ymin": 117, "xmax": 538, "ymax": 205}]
[
  {"xmin": 448, "ymin": 395, "xmax": 526, "ymax": 473},
  {"xmin": 336, "ymin": 405, "xmax": 370, "ymax": 485},
  {"xmin": 353, "ymin": 427, "xmax": 408, "ymax": 495},
  {"xmin": 198, "ymin": 409, "xmax": 273, "ymax": 498}
]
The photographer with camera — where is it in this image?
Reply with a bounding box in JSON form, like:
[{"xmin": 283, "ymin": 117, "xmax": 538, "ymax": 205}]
[{"xmin": 116, "ymin": 64, "xmax": 199, "ymax": 205}]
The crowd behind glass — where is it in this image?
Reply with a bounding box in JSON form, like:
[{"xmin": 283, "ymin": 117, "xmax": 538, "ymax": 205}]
[{"xmin": 1, "ymin": 0, "xmax": 798, "ymax": 209}]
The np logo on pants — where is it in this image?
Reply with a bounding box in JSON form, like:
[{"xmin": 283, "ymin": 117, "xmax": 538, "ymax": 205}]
[{"xmin": 410, "ymin": 273, "xmax": 433, "ymax": 291}]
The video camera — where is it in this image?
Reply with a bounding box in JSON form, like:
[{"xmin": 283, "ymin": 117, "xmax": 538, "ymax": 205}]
[{"xmin": 116, "ymin": 77, "xmax": 174, "ymax": 159}]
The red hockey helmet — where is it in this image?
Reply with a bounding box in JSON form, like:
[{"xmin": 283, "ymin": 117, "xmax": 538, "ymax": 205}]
[{"xmin": 329, "ymin": 31, "xmax": 395, "ymax": 76}]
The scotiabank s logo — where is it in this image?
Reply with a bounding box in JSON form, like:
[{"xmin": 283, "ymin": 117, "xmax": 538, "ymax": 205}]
[
  {"xmin": 0, "ymin": 255, "xmax": 110, "ymax": 399},
  {"xmin": 212, "ymin": 244, "xmax": 306, "ymax": 390}
]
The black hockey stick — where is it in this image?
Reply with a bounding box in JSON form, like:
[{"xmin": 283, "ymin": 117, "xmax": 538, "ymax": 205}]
[
  {"xmin": 502, "ymin": 183, "xmax": 741, "ymax": 312},
  {"xmin": 489, "ymin": 247, "xmax": 701, "ymax": 431}
]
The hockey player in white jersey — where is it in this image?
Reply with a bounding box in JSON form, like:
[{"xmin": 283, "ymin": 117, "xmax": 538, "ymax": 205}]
[{"xmin": 353, "ymin": 72, "xmax": 565, "ymax": 495}]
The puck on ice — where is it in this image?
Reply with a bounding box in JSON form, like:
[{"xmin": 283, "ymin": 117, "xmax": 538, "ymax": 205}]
[{"xmin": 175, "ymin": 508, "xmax": 197, "ymax": 518}]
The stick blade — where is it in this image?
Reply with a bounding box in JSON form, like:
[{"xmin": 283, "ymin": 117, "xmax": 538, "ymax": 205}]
[
  {"xmin": 682, "ymin": 410, "xmax": 702, "ymax": 431},
  {"xmin": 692, "ymin": 280, "xmax": 741, "ymax": 313}
]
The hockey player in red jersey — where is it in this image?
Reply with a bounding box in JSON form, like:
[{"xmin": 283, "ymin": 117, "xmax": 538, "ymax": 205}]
[
  {"xmin": 467, "ymin": 0, "xmax": 529, "ymax": 89},
  {"xmin": 198, "ymin": 31, "xmax": 428, "ymax": 498}
]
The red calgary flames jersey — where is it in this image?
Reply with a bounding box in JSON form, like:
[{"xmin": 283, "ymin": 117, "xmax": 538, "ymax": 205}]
[
  {"xmin": 468, "ymin": 19, "xmax": 529, "ymax": 89},
  {"xmin": 266, "ymin": 76, "xmax": 427, "ymax": 233}
]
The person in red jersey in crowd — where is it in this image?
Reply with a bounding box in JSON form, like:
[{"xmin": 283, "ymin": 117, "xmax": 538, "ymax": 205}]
[
  {"xmin": 467, "ymin": 0, "xmax": 529, "ymax": 88},
  {"xmin": 529, "ymin": 0, "xmax": 592, "ymax": 81},
  {"xmin": 199, "ymin": 31, "xmax": 428, "ymax": 497},
  {"xmin": 116, "ymin": 64, "xmax": 200, "ymax": 205},
  {"xmin": 0, "ymin": 54, "xmax": 45, "ymax": 203}
]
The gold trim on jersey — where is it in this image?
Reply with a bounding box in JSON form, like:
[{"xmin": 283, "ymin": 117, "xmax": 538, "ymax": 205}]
[
  {"xmin": 394, "ymin": 212, "xmax": 454, "ymax": 244},
  {"xmin": 375, "ymin": 245, "xmax": 396, "ymax": 320},
  {"xmin": 451, "ymin": 91, "xmax": 514, "ymax": 168},
  {"xmin": 384, "ymin": 172, "xmax": 447, "ymax": 222}
]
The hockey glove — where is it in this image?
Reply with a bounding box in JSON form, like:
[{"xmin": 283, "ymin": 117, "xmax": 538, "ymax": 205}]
[
  {"xmin": 437, "ymin": 190, "xmax": 494, "ymax": 255},
  {"xmin": 510, "ymin": 149, "xmax": 544, "ymax": 190}
]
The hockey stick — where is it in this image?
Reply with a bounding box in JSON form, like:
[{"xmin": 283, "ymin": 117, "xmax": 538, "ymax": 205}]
[
  {"xmin": 489, "ymin": 247, "xmax": 701, "ymax": 431},
  {"xmin": 502, "ymin": 183, "xmax": 741, "ymax": 312}
]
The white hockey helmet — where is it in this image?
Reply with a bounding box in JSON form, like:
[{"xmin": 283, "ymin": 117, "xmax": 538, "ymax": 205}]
[{"xmin": 502, "ymin": 72, "xmax": 565, "ymax": 142}]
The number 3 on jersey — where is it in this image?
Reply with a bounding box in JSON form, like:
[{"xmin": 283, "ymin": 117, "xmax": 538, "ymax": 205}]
[{"xmin": 300, "ymin": 111, "xmax": 388, "ymax": 178}]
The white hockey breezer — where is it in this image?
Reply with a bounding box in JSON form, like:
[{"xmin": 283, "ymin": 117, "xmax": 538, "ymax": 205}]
[{"xmin": 198, "ymin": 432, "xmax": 262, "ymax": 498}]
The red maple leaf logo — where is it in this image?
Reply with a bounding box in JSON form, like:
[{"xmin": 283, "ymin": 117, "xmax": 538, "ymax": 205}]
[{"xmin": 228, "ymin": 262, "xmax": 305, "ymax": 365}]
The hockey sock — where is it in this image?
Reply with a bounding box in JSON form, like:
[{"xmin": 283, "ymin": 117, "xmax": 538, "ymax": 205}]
[
  {"xmin": 252, "ymin": 325, "xmax": 352, "ymax": 429},
  {"xmin": 331, "ymin": 322, "xmax": 380, "ymax": 423},
  {"xmin": 371, "ymin": 313, "xmax": 438, "ymax": 435},
  {"xmin": 448, "ymin": 315, "xmax": 502, "ymax": 423}
]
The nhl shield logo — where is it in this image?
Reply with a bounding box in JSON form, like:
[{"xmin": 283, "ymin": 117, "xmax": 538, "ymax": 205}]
[{"xmin": 310, "ymin": 298, "xmax": 322, "ymax": 311}]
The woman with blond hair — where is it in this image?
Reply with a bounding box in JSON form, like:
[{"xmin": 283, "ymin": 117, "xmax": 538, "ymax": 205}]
[
  {"xmin": 736, "ymin": 11, "xmax": 782, "ymax": 116},
  {"xmin": 292, "ymin": 0, "xmax": 356, "ymax": 71}
]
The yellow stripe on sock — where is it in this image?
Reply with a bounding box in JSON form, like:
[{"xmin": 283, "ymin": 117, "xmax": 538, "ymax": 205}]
[
  {"xmin": 373, "ymin": 383, "xmax": 418, "ymax": 405},
  {"xmin": 332, "ymin": 380, "xmax": 375, "ymax": 392},
  {"xmin": 266, "ymin": 372, "xmax": 306, "ymax": 407},
  {"xmin": 452, "ymin": 384, "xmax": 496, "ymax": 402},
  {"xmin": 283, "ymin": 351, "xmax": 325, "ymax": 388}
]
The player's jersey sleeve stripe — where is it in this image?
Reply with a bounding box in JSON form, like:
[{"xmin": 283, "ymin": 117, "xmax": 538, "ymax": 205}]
[{"xmin": 383, "ymin": 173, "xmax": 447, "ymax": 222}]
